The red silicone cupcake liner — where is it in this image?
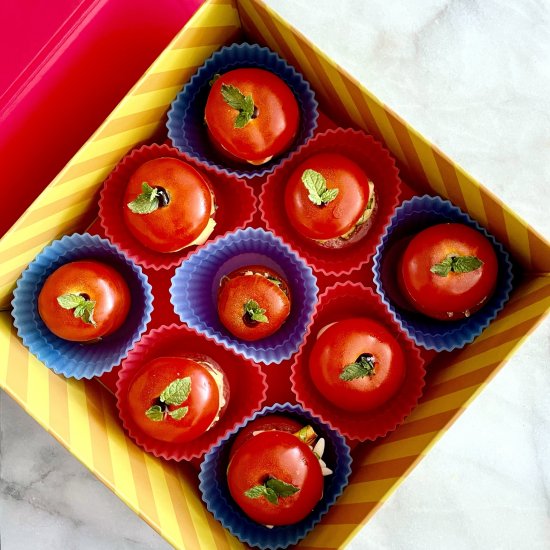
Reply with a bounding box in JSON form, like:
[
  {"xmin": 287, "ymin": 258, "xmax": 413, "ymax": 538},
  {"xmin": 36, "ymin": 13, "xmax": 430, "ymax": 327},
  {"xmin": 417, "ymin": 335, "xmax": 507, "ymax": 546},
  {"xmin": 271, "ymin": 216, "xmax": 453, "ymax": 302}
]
[
  {"xmin": 290, "ymin": 282, "xmax": 425, "ymax": 442},
  {"xmin": 99, "ymin": 143, "xmax": 257, "ymax": 270},
  {"xmin": 259, "ymin": 128, "xmax": 402, "ymax": 277},
  {"xmin": 116, "ymin": 323, "xmax": 267, "ymax": 461}
]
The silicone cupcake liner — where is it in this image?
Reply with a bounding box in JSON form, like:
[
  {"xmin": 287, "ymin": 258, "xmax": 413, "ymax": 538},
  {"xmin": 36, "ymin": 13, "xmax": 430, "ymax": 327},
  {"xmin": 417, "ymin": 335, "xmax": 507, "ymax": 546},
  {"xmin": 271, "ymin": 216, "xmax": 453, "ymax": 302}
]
[
  {"xmin": 170, "ymin": 228, "xmax": 318, "ymax": 365},
  {"xmin": 116, "ymin": 323, "xmax": 267, "ymax": 461},
  {"xmin": 166, "ymin": 42, "xmax": 318, "ymax": 179},
  {"xmin": 290, "ymin": 282, "xmax": 426, "ymax": 442},
  {"xmin": 198, "ymin": 402, "xmax": 352, "ymax": 549},
  {"xmin": 98, "ymin": 143, "xmax": 256, "ymax": 270},
  {"xmin": 372, "ymin": 195, "xmax": 514, "ymax": 351},
  {"xmin": 260, "ymin": 128, "xmax": 402, "ymax": 276},
  {"xmin": 11, "ymin": 233, "xmax": 153, "ymax": 379}
]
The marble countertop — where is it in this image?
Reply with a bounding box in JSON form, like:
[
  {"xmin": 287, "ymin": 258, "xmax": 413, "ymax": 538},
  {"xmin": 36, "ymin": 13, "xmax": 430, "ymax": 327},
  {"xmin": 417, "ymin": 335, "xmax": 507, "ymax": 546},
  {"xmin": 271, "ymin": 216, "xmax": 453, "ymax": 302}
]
[{"xmin": 1, "ymin": 1, "xmax": 549, "ymax": 548}]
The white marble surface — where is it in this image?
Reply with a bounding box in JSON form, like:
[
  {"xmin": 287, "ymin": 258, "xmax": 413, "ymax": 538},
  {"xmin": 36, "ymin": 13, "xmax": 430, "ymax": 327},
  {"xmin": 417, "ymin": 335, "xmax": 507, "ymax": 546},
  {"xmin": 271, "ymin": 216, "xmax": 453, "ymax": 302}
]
[{"xmin": 1, "ymin": 1, "xmax": 550, "ymax": 548}]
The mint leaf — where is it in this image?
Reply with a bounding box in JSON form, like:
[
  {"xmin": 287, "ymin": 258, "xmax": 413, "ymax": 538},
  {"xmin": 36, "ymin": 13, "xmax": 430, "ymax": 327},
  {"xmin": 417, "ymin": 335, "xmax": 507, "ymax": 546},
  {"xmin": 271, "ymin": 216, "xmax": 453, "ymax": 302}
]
[
  {"xmin": 234, "ymin": 95, "xmax": 255, "ymax": 129},
  {"xmin": 340, "ymin": 354, "xmax": 376, "ymax": 381},
  {"xmin": 244, "ymin": 478, "xmax": 299, "ymax": 505},
  {"xmin": 73, "ymin": 304, "xmax": 87, "ymax": 318},
  {"xmin": 244, "ymin": 485, "xmax": 269, "ymax": 499},
  {"xmin": 320, "ymin": 188, "xmax": 339, "ymax": 204},
  {"xmin": 266, "ymin": 276, "xmax": 282, "ymax": 288},
  {"xmin": 221, "ymin": 84, "xmax": 255, "ymax": 128},
  {"xmin": 168, "ymin": 406, "xmax": 189, "ymax": 420},
  {"xmin": 302, "ymin": 169, "xmax": 325, "ymax": 196},
  {"xmin": 264, "ymin": 487, "xmax": 278, "ymax": 505},
  {"xmin": 431, "ymin": 255, "xmax": 483, "ymax": 277},
  {"xmin": 145, "ymin": 405, "xmax": 164, "ymax": 422},
  {"xmin": 57, "ymin": 293, "xmax": 85, "ymax": 309},
  {"xmin": 127, "ymin": 182, "xmax": 159, "ymax": 215},
  {"xmin": 452, "ymin": 256, "xmax": 484, "ymax": 273},
  {"xmin": 266, "ymin": 478, "xmax": 300, "ymax": 498},
  {"xmin": 430, "ymin": 257, "xmax": 453, "ymax": 276},
  {"xmin": 244, "ymin": 299, "xmax": 269, "ymax": 324},
  {"xmin": 302, "ymin": 169, "xmax": 325, "ymax": 205},
  {"xmin": 159, "ymin": 377, "xmax": 191, "ymax": 406},
  {"xmin": 58, "ymin": 293, "xmax": 96, "ymax": 326},
  {"xmin": 221, "ymin": 84, "xmax": 247, "ymax": 110},
  {"xmin": 78, "ymin": 303, "xmax": 95, "ymax": 325},
  {"xmin": 301, "ymin": 169, "xmax": 339, "ymax": 206}
]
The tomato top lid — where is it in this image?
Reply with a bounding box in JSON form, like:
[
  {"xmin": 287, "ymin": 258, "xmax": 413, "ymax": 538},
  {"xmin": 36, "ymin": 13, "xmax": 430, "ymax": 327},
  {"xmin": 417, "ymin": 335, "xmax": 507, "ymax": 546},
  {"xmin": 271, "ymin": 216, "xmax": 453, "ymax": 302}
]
[
  {"xmin": 400, "ymin": 222, "xmax": 499, "ymax": 320},
  {"xmin": 126, "ymin": 355, "xmax": 225, "ymax": 444},
  {"xmin": 123, "ymin": 157, "xmax": 214, "ymax": 252},
  {"xmin": 38, "ymin": 259, "xmax": 131, "ymax": 342},
  {"xmin": 226, "ymin": 430, "xmax": 325, "ymax": 526},
  {"xmin": 284, "ymin": 153, "xmax": 371, "ymax": 240},
  {"xmin": 309, "ymin": 317, "xmax": 406, "ymax": 412},
  {"xmin": 205, "ymin": 68, "xmax": 300, "ymax": 164},
  {"xmin": 217, "ymin": 265, "xmax": 291, "ymax": 342}
]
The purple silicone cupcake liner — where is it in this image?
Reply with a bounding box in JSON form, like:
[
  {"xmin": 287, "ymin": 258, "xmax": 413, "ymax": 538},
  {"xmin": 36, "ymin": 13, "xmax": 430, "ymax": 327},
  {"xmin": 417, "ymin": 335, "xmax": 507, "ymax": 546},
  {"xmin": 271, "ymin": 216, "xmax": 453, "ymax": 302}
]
[
  {"xmin": 198, "ymin": 402, "xmax": 352, "ymax": 550},
  {"xmin": 170, "ymin": 227, "xmax": 318, "ymax": 364},
  {"xmin": 166, "ymin": 42, "xmax": 318, "ymax": 179},
  {"xmin": 372, "ymin": 195, "xmax": 514, "ymax": 351},
  {"xmin": 11, "ymin": 233, "xmax": 154, "ymax": 379}
]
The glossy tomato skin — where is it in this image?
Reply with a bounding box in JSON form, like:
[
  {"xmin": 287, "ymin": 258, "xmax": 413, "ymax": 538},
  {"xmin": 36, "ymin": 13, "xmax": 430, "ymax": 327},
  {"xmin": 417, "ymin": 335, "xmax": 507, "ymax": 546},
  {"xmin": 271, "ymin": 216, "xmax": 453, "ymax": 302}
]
[
  {"xmin": 126, "ymin": 356, "xmax": 228, "ymax": 444},
  {"xmin": 400, "ymin": 223, "xmax": 499, "ymax": 320},
  {"xmin": 217, "ymin": 265, "xmax": 291, "ymax": 341},
  {"xmin": 227, "ymin": 431, "xmax": 324, "ymax": 526},
  {"xmin": 205, "ymin": 68, "xmax": 300, "ymax": 165},
  {"xmin": 285, "ymin": 153, "xmax": 370, "ymax": 241},
  {"xmin": 309, "ymin": 318, "xmax": 405, "ymax": 412},
  {"xmin": 38, "ymin": 260, "xmax": 131, "ymax": 342},
  {"xmin": 123, "ymin": 157, "xmax": 214, "ymax": 253},
  {"xmin": 229, "ymin": 414, "xmax": 303, "ymax": 460}
]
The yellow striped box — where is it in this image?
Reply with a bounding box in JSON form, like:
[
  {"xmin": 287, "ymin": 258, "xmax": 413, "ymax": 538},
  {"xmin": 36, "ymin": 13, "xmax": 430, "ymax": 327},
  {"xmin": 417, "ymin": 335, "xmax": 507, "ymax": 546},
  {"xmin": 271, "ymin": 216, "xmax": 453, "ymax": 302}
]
[{"xmin": 0, "ymin": 0, "xmax": 549, "ymax": 548}]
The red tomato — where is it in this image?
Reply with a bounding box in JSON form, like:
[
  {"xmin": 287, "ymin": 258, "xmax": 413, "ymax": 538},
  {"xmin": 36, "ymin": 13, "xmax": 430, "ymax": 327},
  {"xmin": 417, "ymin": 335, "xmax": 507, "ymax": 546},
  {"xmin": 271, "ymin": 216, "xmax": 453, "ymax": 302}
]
[
  {"xmin": 123, "ymin": 157, "xmax": 214, "ymax": 253},
  {"xmin": 229, "ymin": 414, "xmax": 303, "ymax": 460},
  {"xmin": 38, "ymin": 260, "xmax": 131, "ymax": 342},
  {"xmin": 309, "ymin": 318, "xmax": 405, "ymax": 412},
  {"xmin": 205, "ymin": 68, "xmax": 300, "ymax": 165},
  {"xmin": 126, "ymin": 356, "xmax": 228, "ymax": 443},
  {"xmin": 217, "ymin": 265, "xmax": 291, "ymax": 341},
  {"xmin": 227, "ymin": 431, "xmax": 324, "ymax": 526},
  {"xmin": 284, "ymin": 153, "xmax": 371, "ymax": 241},
  {"xmin": 399, "ymin": 223, "xmax": 499, "ymax": 320}
]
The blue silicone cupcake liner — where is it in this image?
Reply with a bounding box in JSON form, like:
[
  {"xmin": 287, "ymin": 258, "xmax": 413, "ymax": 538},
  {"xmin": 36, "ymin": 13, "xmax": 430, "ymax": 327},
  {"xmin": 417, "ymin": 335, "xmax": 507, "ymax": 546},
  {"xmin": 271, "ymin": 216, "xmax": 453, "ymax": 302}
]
[
  {"xmin": 198, "ymin": 402, "xmax": 352, "ymax": 550},
  {"xmin": 166, "ymin": 42, "xmax": 318, "ymax": 179},
  {"xmin": 11, "ymin": 233, "xmax": 154, "ymax": 379},
  {"xmin": 170, "ymin": 228, "xmax": 318, "ymax": 364},
  {"xmin": 372, "ymin": 195, "xmax": 514, "ymax": 351}
]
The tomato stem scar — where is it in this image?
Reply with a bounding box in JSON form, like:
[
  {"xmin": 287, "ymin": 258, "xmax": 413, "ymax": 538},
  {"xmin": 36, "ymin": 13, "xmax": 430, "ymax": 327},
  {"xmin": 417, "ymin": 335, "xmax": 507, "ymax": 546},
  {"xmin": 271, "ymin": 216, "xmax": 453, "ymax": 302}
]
[{"xmin": 155, "ymin": 186, "xmax": 170, "ymax": 207}]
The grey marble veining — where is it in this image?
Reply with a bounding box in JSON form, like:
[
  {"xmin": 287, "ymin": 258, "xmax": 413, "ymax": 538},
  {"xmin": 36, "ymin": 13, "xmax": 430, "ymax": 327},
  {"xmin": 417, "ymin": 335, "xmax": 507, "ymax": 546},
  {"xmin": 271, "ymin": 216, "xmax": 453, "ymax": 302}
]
[
  {"xmin": 2, "ymin": 1, "xmax": 550, "ymax": 549},
  {"xmin": 0, "ymin": 394, "xmax": 170, "ymax": 549}
]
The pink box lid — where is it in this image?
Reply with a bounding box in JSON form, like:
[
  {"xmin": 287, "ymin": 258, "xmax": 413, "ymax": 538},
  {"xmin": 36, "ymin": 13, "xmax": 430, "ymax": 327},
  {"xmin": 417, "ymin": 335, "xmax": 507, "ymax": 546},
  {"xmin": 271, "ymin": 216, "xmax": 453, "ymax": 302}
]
[{"xmin": 0, "ymin": 0, "xmax": 202, "ymax": 237}]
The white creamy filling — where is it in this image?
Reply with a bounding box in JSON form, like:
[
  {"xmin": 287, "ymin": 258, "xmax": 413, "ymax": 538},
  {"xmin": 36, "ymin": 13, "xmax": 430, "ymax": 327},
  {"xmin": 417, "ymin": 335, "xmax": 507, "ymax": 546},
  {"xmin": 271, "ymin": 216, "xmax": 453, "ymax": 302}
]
[
  {"xmin": 187, "ymin": 216, "xmax": 216, "ymax": 247},
  {"xmin": 339, "ymin": 180, "xmax": 376, "ymax": 240},
  {"xmin": 200, "ymin": 363, "xmax": 227, "ymax": 431},
  {"xmin": 316, "ymin": 322, "xmax": 338, "ymax": 339},
  {"xmin": 186, "ymin": 190, "xmax": 217, "ymax": 247}
]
